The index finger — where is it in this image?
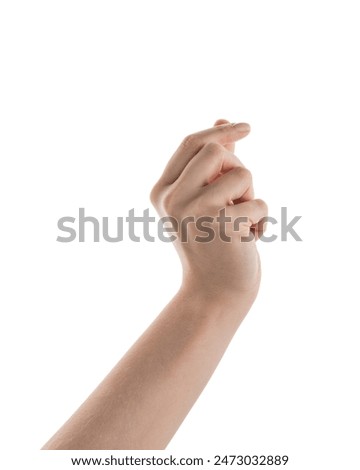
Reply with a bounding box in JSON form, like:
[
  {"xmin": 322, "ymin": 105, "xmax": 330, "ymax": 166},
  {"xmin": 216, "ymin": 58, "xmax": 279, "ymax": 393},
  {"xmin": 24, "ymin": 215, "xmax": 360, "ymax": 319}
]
[
  {"xmin": 159, "ymin": 122, "xmax": 250, "ymax": 185},
  {"xmin": 214, "ymin": 119, "xmax": 236, "ymax": 153}
]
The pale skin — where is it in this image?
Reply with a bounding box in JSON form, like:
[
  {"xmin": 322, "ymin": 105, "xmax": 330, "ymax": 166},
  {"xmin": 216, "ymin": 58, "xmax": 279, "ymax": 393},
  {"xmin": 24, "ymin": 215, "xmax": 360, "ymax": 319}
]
[{"xmin": 42, "ymin": 119, "xmax": 268, "ymax": 450}]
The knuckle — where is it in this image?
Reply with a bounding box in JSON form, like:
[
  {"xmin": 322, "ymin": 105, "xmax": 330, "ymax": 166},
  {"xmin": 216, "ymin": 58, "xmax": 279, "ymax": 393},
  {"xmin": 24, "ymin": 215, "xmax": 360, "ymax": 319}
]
[
  {"xmin": 234, "ymin": 166, "xmax": 252, "ymax": 182},
  {"xmin": 150, "ymin": 182, "xmax": 161, "ymax": 206},
  {"xmin": 255, "ymin": 198, "xmax": 268, "ymax": 214},
  {"xmin": 204, "ymin": 141, "xmax": 223, "ymax": 154},
  {"xmin": 181, "ymin": 133, "xmax": 200, "ymax": 150},
  {"xmin": 162, "ymin": 189, "xmax": 181, "ymax": 217},
  {"xmin": 242, "ymin": 167, "xmax": 252, "ymax": 180},
  {"xmin": 203, "ymin": 142, "xmax": 223, "ymax": 164}
]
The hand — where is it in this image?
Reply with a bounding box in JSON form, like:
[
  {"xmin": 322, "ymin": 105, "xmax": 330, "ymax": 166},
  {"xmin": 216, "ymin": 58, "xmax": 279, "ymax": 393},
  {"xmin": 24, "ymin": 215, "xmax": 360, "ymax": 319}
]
[{"xmin": 150, "ymin": 119, "xmax": 268, "ymax": 307}]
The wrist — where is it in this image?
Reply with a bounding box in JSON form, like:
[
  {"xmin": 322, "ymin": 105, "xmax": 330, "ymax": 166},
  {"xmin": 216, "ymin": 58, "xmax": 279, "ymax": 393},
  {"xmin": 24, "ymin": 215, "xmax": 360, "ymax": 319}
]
[{"xmin": 179, "ymin": 275, "xmax": 258, "ymax": 321}]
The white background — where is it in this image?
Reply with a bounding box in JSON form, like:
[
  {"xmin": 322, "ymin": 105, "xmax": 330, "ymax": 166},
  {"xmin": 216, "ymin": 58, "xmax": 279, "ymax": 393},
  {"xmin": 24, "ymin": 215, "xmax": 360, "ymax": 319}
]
[{"xmin": 1, "ymin": 1, "xmax": 359, "ymax": 469}]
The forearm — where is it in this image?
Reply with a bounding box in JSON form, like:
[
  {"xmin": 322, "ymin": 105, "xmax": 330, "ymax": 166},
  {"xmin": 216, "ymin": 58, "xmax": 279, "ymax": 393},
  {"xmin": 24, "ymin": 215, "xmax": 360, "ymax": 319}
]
[{"xmin": 42, "ymin": 285, "xmax": 254, "ymax": 450}]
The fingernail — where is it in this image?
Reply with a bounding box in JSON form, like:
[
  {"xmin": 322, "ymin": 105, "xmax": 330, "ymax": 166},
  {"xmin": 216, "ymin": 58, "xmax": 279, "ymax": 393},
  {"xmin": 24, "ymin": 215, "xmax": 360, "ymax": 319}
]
[{"xmin": 231, "ymin": 122, "xmax": 251, "ymax": 131}]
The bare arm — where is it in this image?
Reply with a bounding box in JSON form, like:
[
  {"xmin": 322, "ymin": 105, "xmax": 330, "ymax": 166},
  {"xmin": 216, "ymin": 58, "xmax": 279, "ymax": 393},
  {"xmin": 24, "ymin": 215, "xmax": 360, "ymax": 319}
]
[{"xmin": 43, "ymin": 119, "xmax": 267, "ymax": 450}]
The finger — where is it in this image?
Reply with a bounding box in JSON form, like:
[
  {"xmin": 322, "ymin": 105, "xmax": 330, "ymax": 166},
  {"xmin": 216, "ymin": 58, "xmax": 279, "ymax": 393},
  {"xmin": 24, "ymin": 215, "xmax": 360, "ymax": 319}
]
[
  {"xmin": 227, "ymin": 198, "xmax": 268, "ymax": 230},
  {"xmin": 176, "ymin": 142, "xmax": 245, "ymax": 189},
  {"xmin": 160, "ymin": 122, "xmax": 250, "ymax": 185},
  {"xmin": 202, "ymin": 166, "xmax": 255, "ymax": 205},
  {"xmin": 214, "ymin": 119, "xmax": 236, "ymax": 153}
]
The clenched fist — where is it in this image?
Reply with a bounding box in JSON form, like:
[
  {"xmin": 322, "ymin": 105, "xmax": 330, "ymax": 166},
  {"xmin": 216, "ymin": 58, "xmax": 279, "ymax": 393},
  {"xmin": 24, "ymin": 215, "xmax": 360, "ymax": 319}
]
[{"xmin": 151, "ymin": 119, "xmax": 268, "ymax": 305}]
